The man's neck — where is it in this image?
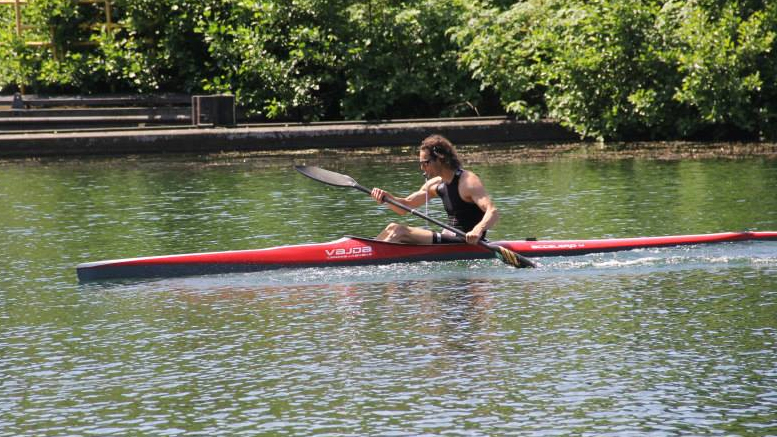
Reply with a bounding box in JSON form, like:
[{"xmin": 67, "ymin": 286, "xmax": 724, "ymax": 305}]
[{"xmin": 439, "ymin": 167, "xmax": 456, "ymax": 184}]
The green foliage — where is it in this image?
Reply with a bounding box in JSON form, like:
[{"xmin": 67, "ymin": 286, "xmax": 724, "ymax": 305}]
[
  {"xmin": 667, "ymin": 2, "xmax": 775, "ymax": 136},
  {"xmin": 1, "ymin": 0, "xmax": 482, "ymax": 120},
  {"xmin": 197, "ymin": 0, "xmax": 481, "ymax": 120},
  {"xmin": 454, "ymin": 0, "xmax": 777, "ymax": 140},
  {"xmin": 342, "ymin": 0, "xmax": 483, "ymax": 119},
  {"xmin": 196, "ymin": 0, "xmax": 350, "ymax": 120},
  {"xmin": 0, "ymin": 30, "xmax": 31, "ymax": 92},
  {"xmin": 453, "ymin": 0, "xmax": 557, "ymax": 121},
  {"xmin": 1, "ymin": 0, "xmax": 776, "ymax": 139},
  {"xmin": 91, "ymin": 0, "xmax": 217, "ymax": 93}
]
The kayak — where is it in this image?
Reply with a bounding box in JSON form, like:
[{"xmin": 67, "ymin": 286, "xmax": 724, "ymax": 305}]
[{"xmin": 76, "ymin": 231, "xmax": 777, "ymax": 282}]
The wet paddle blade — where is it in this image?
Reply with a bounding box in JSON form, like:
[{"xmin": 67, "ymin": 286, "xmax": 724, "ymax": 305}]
[
  {"xmin": 295, "ymin": 165, "xmax": 359, "ymax": 188},
  {"xmin": 490, "ymin": 244, "xmax": 537, "ymax": 268}
]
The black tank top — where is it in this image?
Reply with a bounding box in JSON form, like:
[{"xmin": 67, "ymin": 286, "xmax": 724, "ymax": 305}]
[{"xmin": 436, "ymin": 169, "xmax": 485, "ymax": 232}]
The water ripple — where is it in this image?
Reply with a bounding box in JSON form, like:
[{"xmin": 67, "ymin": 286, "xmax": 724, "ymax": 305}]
[{"xmin": 2, "ymin": 155, "xmax": 777, "ymax": 435}]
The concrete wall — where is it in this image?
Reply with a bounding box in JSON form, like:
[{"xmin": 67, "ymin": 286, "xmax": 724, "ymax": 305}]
[{"xmin": 0, "ymin": 117, "xmax": 578, "ymax": 158}]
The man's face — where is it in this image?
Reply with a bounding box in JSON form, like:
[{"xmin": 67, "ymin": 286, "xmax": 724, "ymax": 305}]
[{"xmin": 419, "ymin": 150, "xmax": 437, "ymax": 178}]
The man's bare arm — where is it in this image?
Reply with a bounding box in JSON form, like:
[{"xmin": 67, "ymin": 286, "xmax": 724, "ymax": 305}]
[
  {"xmin": 460, "ymin": 172, "xmax": 499, "ymax": 244},
  {"xmin": 371, "ymin": 177, "xmax": 441, "ymax": 215}
]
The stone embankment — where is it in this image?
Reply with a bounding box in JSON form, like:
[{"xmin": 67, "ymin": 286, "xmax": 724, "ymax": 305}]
[
  {"xmin": 6, "ymin": 94, "xmax": 774, "ymax": 160},
  {"xmin": 0, "ymin": 97, "xmax": 578, "ymax": 158}
]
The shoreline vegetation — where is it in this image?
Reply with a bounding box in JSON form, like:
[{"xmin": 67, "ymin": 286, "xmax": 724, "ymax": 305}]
[
  {"xmin": 3, "ymin": 140, "xmax": 776, "ymax": 165},
  {"xmin": 2, "ymin": 1, "xmax": 776, "ymax": 142},
  {"xmin": 234, "ymin": 142, "xmax": 777, "ymax": 163},
  {"xmin": 2, "ymin": 115, "xmax": 777, "ymax": 159}
]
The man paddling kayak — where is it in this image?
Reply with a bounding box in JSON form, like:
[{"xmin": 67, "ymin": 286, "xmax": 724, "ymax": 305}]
[{"xmin": 371, "ymin": 134, "xmax": 499, "ymax": 245}]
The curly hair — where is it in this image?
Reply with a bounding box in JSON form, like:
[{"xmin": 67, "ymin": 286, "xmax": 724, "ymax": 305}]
[{"xmin": 419, "ymin": 134, "xmax": 461, "ymax": 169}]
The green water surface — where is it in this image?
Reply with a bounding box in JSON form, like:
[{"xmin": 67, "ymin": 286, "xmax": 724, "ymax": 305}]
[{"xmin": 1, "ymin": 147, "xmax": 776, "ymax": 436}]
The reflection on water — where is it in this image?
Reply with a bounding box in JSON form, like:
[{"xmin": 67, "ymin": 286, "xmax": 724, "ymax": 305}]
[
  {"xmin": 5, "ymin": 269, "xmax": 775, "ymax": 435},
  {"xmin": 1, "ymin": 149, "xmax": 776, "ymax": 435}
]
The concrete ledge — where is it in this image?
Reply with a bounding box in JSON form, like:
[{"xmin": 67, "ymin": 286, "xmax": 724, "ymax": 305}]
[
  {"xmin": 0, "ymin": 117, "xmax": 577, "ymax": 158},
  {"xmin": 0, "ymin": 107, "xmax": 190, "ymax": 118},
  {"xmin": 0, "ymin": 93, "xmax": 191, "ymax": 108}
]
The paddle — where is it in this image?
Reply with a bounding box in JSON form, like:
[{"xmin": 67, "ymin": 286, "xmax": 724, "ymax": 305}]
[{"xmin": 295, "ymin": 165, "xmax": 536, "ymax": 268}]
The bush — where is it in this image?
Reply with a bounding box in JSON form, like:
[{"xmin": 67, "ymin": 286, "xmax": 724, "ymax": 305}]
[
  {"xmin": 197, "ymin": 0, "xmax": 484, "ymax": 120},
  {"xmin": 454, "ymin": 0, "xmax": 777, "ymax": 140},
  {"xmin": 341, "ymin": 0, "xmax": 484, "ymax": 119}
]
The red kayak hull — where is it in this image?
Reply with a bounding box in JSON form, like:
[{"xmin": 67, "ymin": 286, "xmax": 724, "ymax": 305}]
[{"xmin": 76, "ymin": 231, "xmax": 777, "ymax": 282}]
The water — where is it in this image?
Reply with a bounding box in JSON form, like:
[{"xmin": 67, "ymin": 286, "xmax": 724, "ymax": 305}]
[{"xmin": 1, "ymin": 147, "xmax": 776, "ymax": 435}]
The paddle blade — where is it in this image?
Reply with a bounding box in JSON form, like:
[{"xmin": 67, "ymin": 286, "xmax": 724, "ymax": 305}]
[
  {"xmin": 295, "ymin": 165, "xmax": 359, "ymax": 188},
  {"xmin": 492, "ymin": 244, "xmax": 536, "ymax": 268}
]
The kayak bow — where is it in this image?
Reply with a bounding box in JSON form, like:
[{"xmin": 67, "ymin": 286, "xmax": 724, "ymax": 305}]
[{"xmin": 76, "ymin": 231, "xmax": 777, "ymax": 282}]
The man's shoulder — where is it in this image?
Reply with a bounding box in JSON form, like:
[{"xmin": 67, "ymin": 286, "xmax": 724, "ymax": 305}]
[
  {"xmin": 457, "ymin": 169, "xmax": 489, "ymax": 201},
  {"xmin": 422, "ymin": 176, "xmax": 443, "ymax": 191},
  {"xmin": 459, "ymin": 169, "xmax": 484, "ymax": 186}
]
